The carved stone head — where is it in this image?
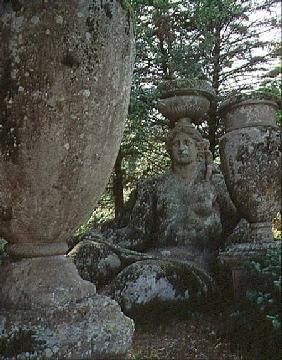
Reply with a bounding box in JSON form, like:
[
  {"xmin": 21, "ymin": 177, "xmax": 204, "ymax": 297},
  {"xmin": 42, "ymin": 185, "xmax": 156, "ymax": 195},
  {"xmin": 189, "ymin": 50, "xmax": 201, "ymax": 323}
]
[{"xmin": 166, "ymin": 119, "xmax": 205, "ymax": 165}]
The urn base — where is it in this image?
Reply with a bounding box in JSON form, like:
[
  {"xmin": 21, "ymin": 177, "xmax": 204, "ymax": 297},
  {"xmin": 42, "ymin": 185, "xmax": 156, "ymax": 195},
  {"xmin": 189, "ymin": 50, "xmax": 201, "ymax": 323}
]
[
  {"xmin": 250, "ymin": 222, "xmax": 274, "ymax": 243},
  {"xmin": 219, "ymin": 241, "xmax": 281, "ymax": 298},
  {"xmin": 0, "ymin": 256, "xmax": 134, "ymax": 359}
]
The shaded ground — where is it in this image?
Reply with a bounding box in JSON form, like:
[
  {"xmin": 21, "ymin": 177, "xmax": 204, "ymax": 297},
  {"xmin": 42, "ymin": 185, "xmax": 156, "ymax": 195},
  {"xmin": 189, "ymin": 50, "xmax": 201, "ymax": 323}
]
[{"xmin": 127, "ymin": 316, "xmax": 242, "ymax": 360}]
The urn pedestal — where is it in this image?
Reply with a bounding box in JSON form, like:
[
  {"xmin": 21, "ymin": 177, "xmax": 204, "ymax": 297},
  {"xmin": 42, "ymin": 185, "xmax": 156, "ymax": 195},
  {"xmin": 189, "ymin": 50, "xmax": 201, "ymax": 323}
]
[
  {"xmin": 219, "ymin": 94, "xmax": 281, "ymax": 297},
  {"xmin": 219, "ymin": 241, "xmax": 280, "ymax": 298},
  {"xmin": 0, "ymin": 1, "xmax": 135, "ymax": 358}
]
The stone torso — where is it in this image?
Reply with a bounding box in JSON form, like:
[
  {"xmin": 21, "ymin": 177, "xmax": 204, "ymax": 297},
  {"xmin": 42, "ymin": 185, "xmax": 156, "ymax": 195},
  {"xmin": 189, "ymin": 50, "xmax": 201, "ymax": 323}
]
[
  {"xmin": 103, "ymin": 162, "xmax": 238, "ymax": 272},
  {"xmin": 155, "ymin": 170, "xmax": 222, "ymax": 250}
]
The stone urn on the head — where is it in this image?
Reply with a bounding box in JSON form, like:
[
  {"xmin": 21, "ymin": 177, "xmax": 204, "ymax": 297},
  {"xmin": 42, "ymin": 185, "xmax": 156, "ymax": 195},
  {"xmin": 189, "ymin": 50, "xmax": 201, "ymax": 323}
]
[
  {"xmin": 156, "ymin": 78, "xmax": 216, "ymax": 126},
  {"xmin": 219, "ymin": 93, "xmax": 281, "ymax": 245},
  {"xmin": 0, "ymin": 1, "xmax": 135, "ymax": 359}
]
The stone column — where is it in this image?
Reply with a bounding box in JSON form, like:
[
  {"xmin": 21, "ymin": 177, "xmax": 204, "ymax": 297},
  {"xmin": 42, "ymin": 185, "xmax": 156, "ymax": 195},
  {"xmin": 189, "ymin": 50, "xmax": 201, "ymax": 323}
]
[
  {"xmin": 219, "ymin": 94, "xmax": 281, "ymax": 298},
  {"xmin": 0, "ymin": 1, "xmax": 135, "ymax": 358}
]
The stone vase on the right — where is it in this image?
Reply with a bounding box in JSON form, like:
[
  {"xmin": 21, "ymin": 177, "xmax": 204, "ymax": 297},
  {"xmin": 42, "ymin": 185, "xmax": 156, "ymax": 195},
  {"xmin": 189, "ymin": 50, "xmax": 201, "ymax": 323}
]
[
  {"xmin": 219, "ymin": 93, "xmax": 281, "ymax": 297},
  {"xmin": 219, "ymin": 93, "xmax": 281, "ymax": 244}
]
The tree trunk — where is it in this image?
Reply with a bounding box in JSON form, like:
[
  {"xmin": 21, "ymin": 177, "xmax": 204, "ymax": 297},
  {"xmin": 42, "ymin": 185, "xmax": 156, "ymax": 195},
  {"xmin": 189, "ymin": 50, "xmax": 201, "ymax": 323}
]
[
  {"xmin": 113, "ymin": 149, "xmax": 124, "ymax": 218},
  {"xmin": 208, "ymin": 24, "xmax": 221, "ymax": 158},
  {"xmin": 208, "ymin": 100, "xmax": 219, "ymax": 158}
]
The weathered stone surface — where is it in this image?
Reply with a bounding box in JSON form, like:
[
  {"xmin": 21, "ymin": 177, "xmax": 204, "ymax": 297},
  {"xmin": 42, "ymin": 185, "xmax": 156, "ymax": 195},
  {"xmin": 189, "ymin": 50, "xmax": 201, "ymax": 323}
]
[
  {"xmin": 66, "ymin": 235, "xmax": 217, "ymax": 318},
  {"xmin": 219, "ymin": 241, "xmax": 281, "ymax": 268},
  {"xmin": 0, "ymin": 0, "xmax": 135, "ymax": 248},
  {"xmin": 0, "ymin": 295, "xmax": 134, "ymax": 359},
  {"xmin": 156, "ymin": 79, "xmax": 215, "ymax": 124},
  {"xmin": 104, "ymin": 168, "xmax": 238, "ymax": 271},
  {"xmin": 68, "ymin": 240, "xmax": 122, "ymax": 288},
  {"xmin": 107, "ymin": 259, "xmax": 214, "ymax": 315},
  {"xmin": 219, "ymin": 94, "xmax": 279, "ymax": 132},
  {"xmin": 225, "ymin": 218, "xmax": 251, "ymax": 246},
  {"xmin": 67, "ymin": 234, "xmax": 218, "ymax": 307},
  {"xmin": 67, "ymin": 228, "xmax": 105, "ymax": 252},
  {"xmin": 0, "ymin": 256, "xmax": 96, "ymax": 309},
  {"xmin": 0, "ymin": 1, "xmax": 135, "ymax": 358},
  {"xmin": 219, "ymin": 240, "xmax": 281, "ymax": 299},
  {"xmin": 0, "ymin": 256, "xmax": 134, "ymax": 359},
  {"xmin": 219, "ymin": 94, "xmax": 281, "ymax": 297},
  {"xmin": 78, "ymin": 121, "xmax": 239, "ymax": 314},
  {"xmin": 220, "ymin": 120, "xmax": 281, "ymax": 242}
]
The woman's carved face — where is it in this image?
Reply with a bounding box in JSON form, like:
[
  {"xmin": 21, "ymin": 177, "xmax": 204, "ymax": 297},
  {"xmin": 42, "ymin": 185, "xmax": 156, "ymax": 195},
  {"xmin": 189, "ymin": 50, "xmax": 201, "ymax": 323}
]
[{"xmin": 171, "ymin": 133, "xmax": 197, "ymax": 165}]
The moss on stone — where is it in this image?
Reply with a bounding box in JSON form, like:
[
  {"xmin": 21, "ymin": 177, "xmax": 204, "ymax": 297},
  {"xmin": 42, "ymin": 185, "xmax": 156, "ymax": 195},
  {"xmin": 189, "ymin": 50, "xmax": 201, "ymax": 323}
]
[
  {"xmin": 68, "ymin": 240, "xmax": 122, "ymax": 288},
  {"xmin": 157, "ymin": 78, "xmax": 215, "ymax": 98},
  {"xmin": 109, "ymin": 258, "xmax": 214, "ymax": 318},
  {"xmin": 219, "ymin": 91, "xmax": 281, "ymax": 114}
]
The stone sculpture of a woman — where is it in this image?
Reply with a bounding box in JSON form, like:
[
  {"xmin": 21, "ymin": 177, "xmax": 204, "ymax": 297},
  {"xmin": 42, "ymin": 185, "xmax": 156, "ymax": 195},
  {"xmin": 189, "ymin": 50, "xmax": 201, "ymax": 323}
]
[{"xmin": 69, "ymin": 119, "xmax": 239, "ymax": 315}]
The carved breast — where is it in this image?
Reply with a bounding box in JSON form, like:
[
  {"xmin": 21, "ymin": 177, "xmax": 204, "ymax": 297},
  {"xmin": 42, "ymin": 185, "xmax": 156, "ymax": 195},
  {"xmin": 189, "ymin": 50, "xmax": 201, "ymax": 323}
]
[{"xmin": 156, "ymin": 174, "xmax": 222, "ymax": 248}]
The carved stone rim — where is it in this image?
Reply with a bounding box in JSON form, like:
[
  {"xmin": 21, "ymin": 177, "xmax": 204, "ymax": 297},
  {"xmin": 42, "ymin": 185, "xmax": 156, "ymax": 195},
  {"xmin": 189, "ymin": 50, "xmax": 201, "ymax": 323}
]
[
  {"xmin": 219, "ymin": 241, "xmax": 281, "ymax": 267},
  {"xmin": 159, "ymin": 88, "xmax": 215, "ymax": 101},
  {"xmin": 7, "ymin": 242, "xmax": 68, "ymax": 258},
  {"xmin": 219, "ymin": 97, "xmax": 279, "ymax": 116},
  {"xmin": 219, "ymin": 122, "xmax": 279, "ymax": 135}
]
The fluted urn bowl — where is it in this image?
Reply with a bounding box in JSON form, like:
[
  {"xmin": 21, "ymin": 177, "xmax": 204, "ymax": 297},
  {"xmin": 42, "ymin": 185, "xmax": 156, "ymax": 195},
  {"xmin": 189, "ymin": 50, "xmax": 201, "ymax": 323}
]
[
  {"xmin": 219, "ymin": 93, "xmax": 281, "ymax": 242},
  {"xmin": 156, "ymin": 79, "xmax": 215, "ymax": 124},
  {"xmin": 0, "ymin": 1, "xmax": 135, "ymax": 258}
]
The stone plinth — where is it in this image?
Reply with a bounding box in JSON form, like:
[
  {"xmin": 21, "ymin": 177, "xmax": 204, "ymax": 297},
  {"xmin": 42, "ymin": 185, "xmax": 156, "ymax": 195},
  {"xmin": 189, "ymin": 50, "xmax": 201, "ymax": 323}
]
[
  {"xmin": 0, "ymin": 257, "xmax": 134, "ymax": 359},
  {"xmin": 219, "ymin": 241, "xmax": 281, "ymax": 298}
]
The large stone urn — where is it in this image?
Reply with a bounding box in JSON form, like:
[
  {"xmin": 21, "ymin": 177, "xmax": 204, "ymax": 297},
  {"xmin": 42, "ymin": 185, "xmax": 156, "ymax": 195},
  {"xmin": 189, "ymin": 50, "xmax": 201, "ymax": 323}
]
[
  {"xmin": 219, "ymin": 93, "xmax": 281, "ymax": 297},
  {"xmin": 156, "ymin": 79, "xmax": 215, "ymax": 125},
  {"xmin": 219, "ymin": 93, "xmax": 281, "ymax": 243},
  {"xmin": 0, "ymin": 1, "xmax": 135, "ymax": 359}
]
